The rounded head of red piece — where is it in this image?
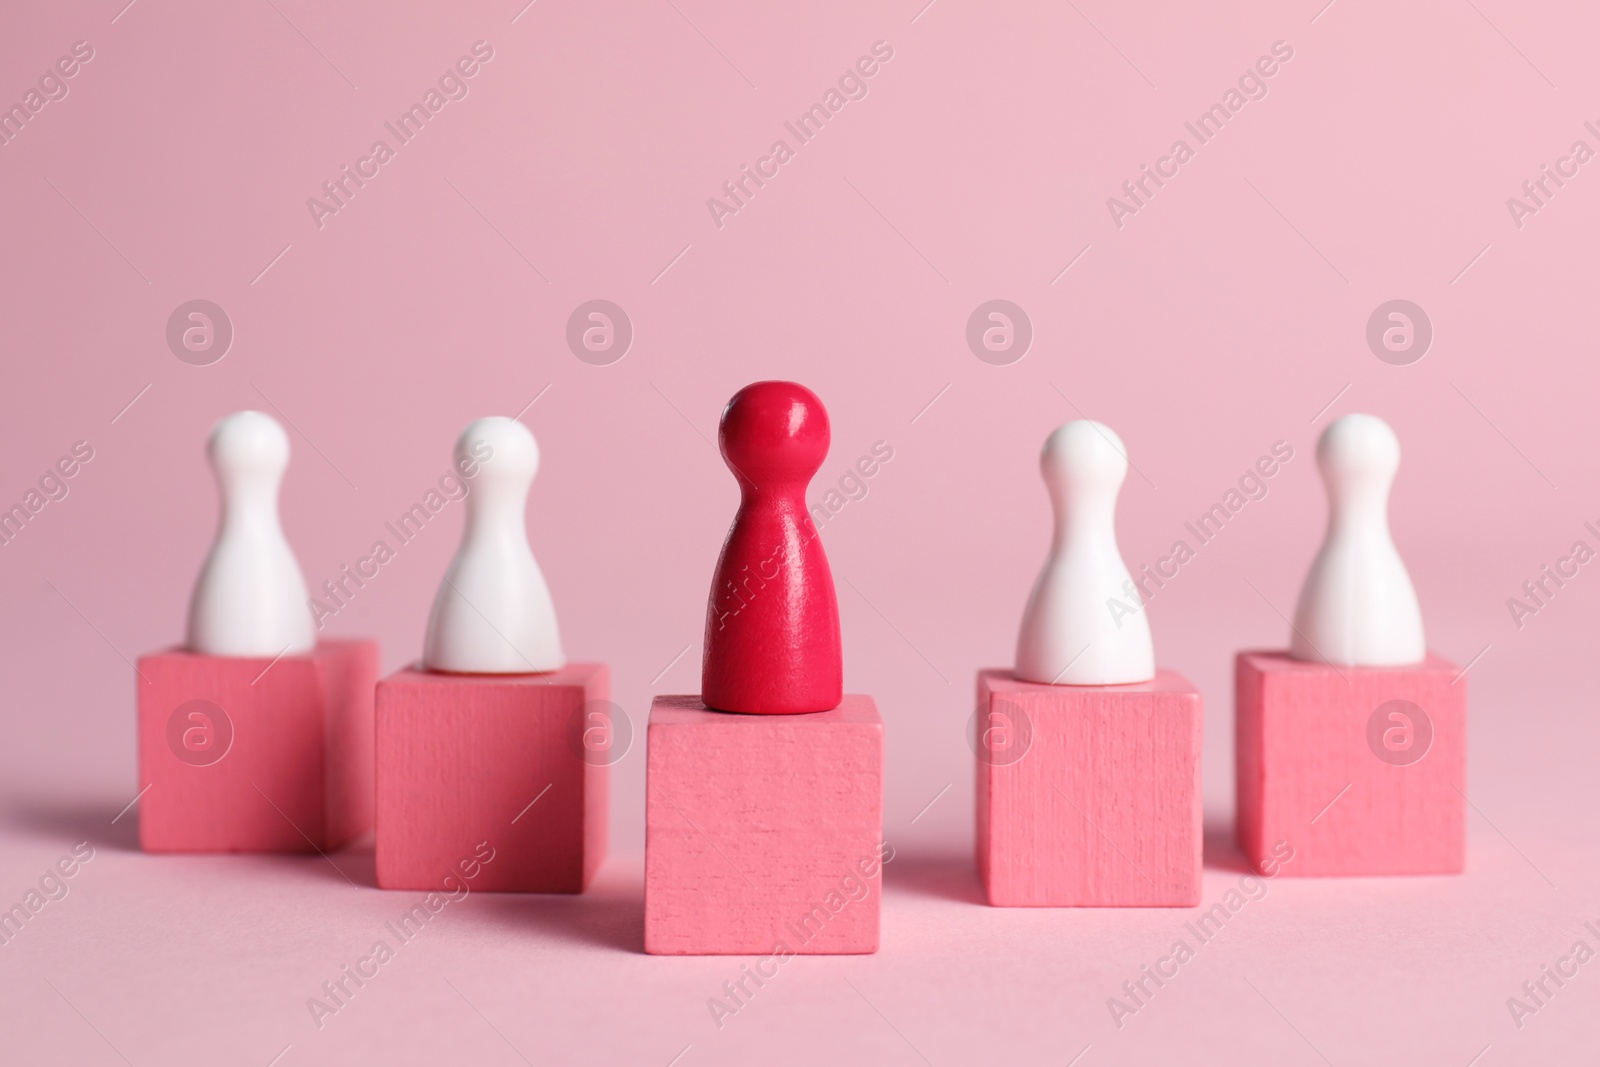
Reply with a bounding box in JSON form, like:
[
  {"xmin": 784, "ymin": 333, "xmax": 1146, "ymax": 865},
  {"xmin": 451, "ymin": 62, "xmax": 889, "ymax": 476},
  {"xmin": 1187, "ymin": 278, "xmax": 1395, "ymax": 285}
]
[{"xmin": 718, "ymin": 380, "xmax": 830, "ymax": 487}]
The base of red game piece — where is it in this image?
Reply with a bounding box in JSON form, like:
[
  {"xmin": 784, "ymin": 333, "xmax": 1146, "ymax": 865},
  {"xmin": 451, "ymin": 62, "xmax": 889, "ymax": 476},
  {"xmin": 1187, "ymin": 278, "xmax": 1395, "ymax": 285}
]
[
  {"xmin": 1235, "ymin": 651, "xmax": 1465, "ymax": 876},
  {"xmin": 644, "ymin": 695, "xmax": 884, "ymax": 955},
  {"xmin": 136, "ymin": 639, "xmax": 378, "ymax": 853},
  {"xmin": 975, "ymin": 668, "xmax": 1202, "ymax": 907},
  {"xmin": 375, "ymin": 663, "xmax": 608, "ymax": 892}
]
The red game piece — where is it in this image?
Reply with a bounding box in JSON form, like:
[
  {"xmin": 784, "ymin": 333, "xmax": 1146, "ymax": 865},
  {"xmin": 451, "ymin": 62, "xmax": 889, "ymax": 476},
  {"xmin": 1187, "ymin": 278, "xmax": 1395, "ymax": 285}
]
[{"xmin": 701, "ymin": 381, "xmax": 842, "ymax": 714}]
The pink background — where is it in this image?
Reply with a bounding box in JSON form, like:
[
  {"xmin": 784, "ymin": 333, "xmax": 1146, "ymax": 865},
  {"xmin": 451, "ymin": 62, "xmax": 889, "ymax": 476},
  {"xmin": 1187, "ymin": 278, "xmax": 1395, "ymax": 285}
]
[{"xmin": 3, "ymin": 0, "xmax": 1599, "ymax": 1062}]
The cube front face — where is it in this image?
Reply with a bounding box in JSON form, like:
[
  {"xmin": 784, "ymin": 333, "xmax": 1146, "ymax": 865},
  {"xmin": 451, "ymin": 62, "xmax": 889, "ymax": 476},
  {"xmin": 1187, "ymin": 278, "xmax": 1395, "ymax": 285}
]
[
  {"xmin": 644, "ymin": 695, "xmax": 884, "ymax": 955},
  {"xmin": 374, "ymin": 663, "xmax": 608, "ymax": 893},
  {"xmin": 319, "ymin": 640, "xmax": 380, "ymax": 849},
  {"xmin": 976, "ymin": 669, "xmax": 1203, "ymax": 907},
  {"xmin": 1235, "ymin": 652, "xmax": 1465, "ymax": 876},
  {"xmin": 136, "ymin": 640, "xmax": 377, "ymax": 853}
]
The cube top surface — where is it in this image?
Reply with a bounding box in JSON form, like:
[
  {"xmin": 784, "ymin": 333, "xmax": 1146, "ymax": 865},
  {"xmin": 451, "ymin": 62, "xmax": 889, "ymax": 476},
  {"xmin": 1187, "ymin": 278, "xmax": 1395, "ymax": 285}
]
[
  {"xmin": 649, "ymin": 693, "xmax": 881, "ymax": 728},
  {"xmin": 142, "ymin": 637, "xmax": 371, "ymax": 667},
  {"xmin": 1238, "ymin": 650, "xmax": 1459, "ymax": 676},
  {"xmin": 979, "ymin": 667, "xmax": 1199, "ymax": 698},
  {"xmin": 382, "ymin": 661, "xmax": 606, "ymax": 689}
]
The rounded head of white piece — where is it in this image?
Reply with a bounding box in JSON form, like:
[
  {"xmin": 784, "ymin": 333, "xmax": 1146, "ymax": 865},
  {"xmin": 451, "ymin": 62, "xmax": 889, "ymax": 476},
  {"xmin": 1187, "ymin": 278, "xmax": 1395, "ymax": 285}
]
[
  {"xmin": 1290, "ymin": 413, "xmax": 1426, "ymax": 666},
  {"xmin": 464, "ymin": 414, "xmax": 539, "ymax": 494},
  {"xmin": 1015, "ymin": 420, "xmax": 1155, "ymax": 685},
  {"xmin": 1041, "ymin": 418, "xmax": 1129, "ymax": 501},
  {"xmin": 185, "ymin": 411, "xmax": 316, "ymax": 657},
  {"xmin": 210, "ymin": 408, "xmax": 291, "ymax": 476},
  {"xmin": 422, "ymin": 416, "xmax": 565, "ymax": 674},
  {"xmin": 1320, "ymin": 411, "xmax": 1401, "ymax": 483}
]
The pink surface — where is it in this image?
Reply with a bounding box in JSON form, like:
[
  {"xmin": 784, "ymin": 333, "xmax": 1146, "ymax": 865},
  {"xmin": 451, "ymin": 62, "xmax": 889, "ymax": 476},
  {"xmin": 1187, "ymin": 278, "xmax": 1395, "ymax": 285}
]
[
  {"xmin": 1236, "ymin": 651, "xmax": 1467, "ymax": 876},
  {"xmin": 977, "ymin": 669, "xmax": 1202, "ymax": 906},
  {"xmin": 136, "ymin": 639, "xmax": 376, "ymax": 852},
  {"xmin": 3, "ymin": 0, "xmax": 1600, "ymax": 1061},
  {"xmin": 644, "ymin": 695, "xmax": 882, "ymax": 954},
  {"xmin": 374, "ymin": 663, "xmax": 607, "ymax": 893}
]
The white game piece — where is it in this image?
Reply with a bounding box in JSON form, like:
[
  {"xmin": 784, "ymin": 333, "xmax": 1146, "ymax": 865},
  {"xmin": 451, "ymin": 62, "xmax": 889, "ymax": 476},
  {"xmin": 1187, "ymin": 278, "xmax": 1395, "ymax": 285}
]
[
  {"xmin": 422, "ymin": 417, "xmax": 564, "ymax": 673},
  {"xmin": 186, "ymin": 411, "xmax": 316, "ymax": 657},
  {"xmin": 1290, "ymin": 413, "xmax": 1425, "ymax": 666},
  {"xmin": 1015, "ymin": 420, "xmax": 1155, "ymax": 685}
]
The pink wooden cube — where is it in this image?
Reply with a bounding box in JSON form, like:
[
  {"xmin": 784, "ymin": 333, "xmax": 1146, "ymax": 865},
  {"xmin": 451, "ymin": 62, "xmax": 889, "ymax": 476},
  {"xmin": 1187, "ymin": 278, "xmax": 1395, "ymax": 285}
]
[
  {"xmin": 375, "ymin": 663, "xmax": 608, "ymax": 892},
  {"xmin": 1235, "ymin": 651, "xmax": 1465, "ymax": 876},
  {"xmin": 136, "ymin": 639, "xmax": 378, "ymax": 853},
  {"xmin": 975, "ymin": 669, "xmax": 1202, "ymax": 907},
  {"xmin": 644, "ymin": 695, "xmax": 883, "ymax": 955}
]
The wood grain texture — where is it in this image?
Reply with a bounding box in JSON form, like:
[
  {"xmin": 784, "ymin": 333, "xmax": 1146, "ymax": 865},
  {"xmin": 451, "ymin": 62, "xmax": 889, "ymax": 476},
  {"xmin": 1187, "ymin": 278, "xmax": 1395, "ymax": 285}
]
[
  {"xmin": 375, "ymin": 663, "xmax": 607, "ymax": 892},
  {"xmin": 136, "ymin": 639, "xmax": 377, "ymax": 853},
  {"xmin": 976, "ymin": 669, "xmax": 1202, "ymax": 907},
  {"xmin": 1235, "ymin": 651, "xmax": 1465, "ymax": 876},
  {"xmin": 644, "ymin": 695, "xmax": 882, "ymax": 954}
]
